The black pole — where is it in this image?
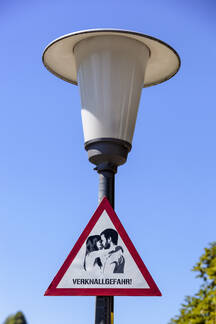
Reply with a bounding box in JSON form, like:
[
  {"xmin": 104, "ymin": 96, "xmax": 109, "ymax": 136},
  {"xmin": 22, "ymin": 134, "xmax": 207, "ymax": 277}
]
[
  {"xmin": 95, "ymin": 163, "xmax": 116, "ymax": 324},
  {"xmin": 84, "ymin": 140, "xmax": 130, "ymax": 324}
]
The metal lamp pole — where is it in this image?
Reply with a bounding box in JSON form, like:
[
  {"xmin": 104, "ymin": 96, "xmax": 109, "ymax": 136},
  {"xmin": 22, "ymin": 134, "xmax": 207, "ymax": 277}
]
[
  {"xmin": 42, "ymin": 28, "xmax": 180, "ymax": 324},
  {"xmin": 96, "ymin": 163, "xmax": 116, "ymax": 324},
  {"xmin": 85, "ymin": 139, "xmax": 131, "ymax": 324},
  {"xmin": 95, "ymin": 164, "xmax": 116, "ymax": 324},
  {"xmin": 96, "ymin": 174, "xmax": 114, "ymax": 324}
]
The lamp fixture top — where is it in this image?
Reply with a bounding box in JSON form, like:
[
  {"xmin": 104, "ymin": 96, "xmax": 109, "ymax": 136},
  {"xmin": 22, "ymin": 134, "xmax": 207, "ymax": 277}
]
[{"xmin": 42, "ymin": 29, "xmax": 180, "ymax": 88}]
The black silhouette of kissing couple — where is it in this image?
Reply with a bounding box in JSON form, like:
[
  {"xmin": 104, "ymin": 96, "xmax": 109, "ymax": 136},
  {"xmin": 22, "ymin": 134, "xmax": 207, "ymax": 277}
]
[{"xmin": 83, "ymin": 228, "xmax": 125, "ymax": 274}]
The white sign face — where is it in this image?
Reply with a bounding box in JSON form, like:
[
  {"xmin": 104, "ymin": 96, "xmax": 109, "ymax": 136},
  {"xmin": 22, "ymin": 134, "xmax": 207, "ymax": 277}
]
[
  {"xmin": 45, "ymin": 198, "xmax": 161, "ymax": 296},
  {"xmin": 57, "ymin": 210, "xmax": 149, "ymax": 289}
]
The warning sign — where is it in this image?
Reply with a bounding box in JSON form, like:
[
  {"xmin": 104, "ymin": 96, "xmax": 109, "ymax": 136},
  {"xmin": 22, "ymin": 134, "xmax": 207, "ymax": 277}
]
[{"xmin": 45, "ymin": 198, "xmax": 161, "ymax": 296}]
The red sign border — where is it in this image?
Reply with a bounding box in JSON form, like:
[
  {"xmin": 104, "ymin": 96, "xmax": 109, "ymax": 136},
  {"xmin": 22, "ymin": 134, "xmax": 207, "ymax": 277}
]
[{"xmin": 45, "ymin": 197, "xmax": 161, "ymax": 296}]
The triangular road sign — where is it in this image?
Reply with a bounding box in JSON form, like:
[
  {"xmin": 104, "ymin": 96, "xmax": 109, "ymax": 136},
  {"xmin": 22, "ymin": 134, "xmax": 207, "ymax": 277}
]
[{"xmin": 45, "ymin": 197, "xmax": 161, "ymax": 296}]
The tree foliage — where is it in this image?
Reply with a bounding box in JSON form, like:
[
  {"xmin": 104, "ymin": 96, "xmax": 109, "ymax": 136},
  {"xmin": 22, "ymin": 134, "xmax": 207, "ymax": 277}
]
[
  {"xmin": 169, "ymin": 242, "xmax": 216, "ymax": 324},
  {"xmin": 3, "ymin": 311, "xmax": 27, "ymax": 324}
]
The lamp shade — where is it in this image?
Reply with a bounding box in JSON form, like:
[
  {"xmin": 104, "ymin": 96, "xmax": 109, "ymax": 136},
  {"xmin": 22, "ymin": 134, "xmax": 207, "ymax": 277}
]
[
  {"xmin": 43, "ymin": 29, "xmax": 180, "ymax": 167},
  {"xmin": 74, "ymin": 35, "xmax": 149, "ymax": 144}
]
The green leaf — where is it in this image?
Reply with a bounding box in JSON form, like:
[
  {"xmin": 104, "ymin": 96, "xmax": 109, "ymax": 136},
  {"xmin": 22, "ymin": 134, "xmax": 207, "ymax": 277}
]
[{"xmin": 168, "ymin": 242, "xmax": 216, "ymax": 324}]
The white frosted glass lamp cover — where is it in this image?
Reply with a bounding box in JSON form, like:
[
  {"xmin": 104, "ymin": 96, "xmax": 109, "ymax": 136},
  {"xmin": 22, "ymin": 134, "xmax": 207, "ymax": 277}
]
[{"xmin": 74, "ymin": 35, "xmax": 150, "ymax": 145}]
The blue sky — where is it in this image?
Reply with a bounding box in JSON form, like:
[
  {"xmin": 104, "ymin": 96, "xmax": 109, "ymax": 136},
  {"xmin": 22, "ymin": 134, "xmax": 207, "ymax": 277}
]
[{"xmin": 1, "ymin": 0, "xmax": 216, "ymax": 323}]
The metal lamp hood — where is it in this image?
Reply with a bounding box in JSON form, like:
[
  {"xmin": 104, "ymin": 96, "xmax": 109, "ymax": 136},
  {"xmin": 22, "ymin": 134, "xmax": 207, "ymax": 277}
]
[{"xmin": 43, "ymin": 29, "xmax": 180, "ymax": 88}]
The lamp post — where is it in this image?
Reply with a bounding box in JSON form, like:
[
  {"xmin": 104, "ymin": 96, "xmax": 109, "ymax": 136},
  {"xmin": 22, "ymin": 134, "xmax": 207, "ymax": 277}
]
[{"xmin": 42, "ymin": 29, "xmax": 180, "ymax": 324}]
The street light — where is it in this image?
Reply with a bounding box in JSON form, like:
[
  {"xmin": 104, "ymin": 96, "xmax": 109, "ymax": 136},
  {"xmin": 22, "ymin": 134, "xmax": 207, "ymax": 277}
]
[{"xmin": 42, "ymin": 29, "xmax": 180, "ymax": 324}]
